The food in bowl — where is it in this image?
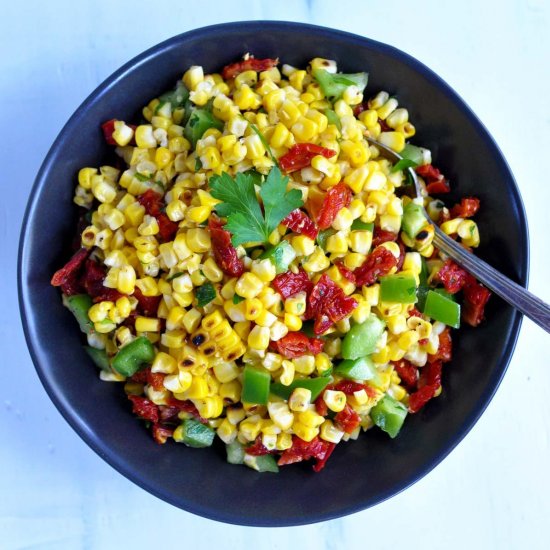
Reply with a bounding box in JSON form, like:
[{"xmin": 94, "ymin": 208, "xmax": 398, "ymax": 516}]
[{"xmin": 51, "ymin": 55, "xmax": 491, "ymax": 473}]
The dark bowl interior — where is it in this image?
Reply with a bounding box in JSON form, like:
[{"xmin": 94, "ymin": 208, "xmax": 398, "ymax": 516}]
[{"xmin": 18, "ymin": 21, "xmax": 528, "ymax": 526}]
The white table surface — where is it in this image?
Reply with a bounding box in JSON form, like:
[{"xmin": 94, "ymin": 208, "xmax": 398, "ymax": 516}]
[{"xmin": 1, "ymin": 0, "xmax": 549, "ymax": 548}]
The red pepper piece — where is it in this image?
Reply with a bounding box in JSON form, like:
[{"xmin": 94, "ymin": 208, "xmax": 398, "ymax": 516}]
[
  {"xmin": 315, "ymin": 394, "xmax": 329, "ymax": 417},
  {"xmin": 334, "ymin": 403, "xmax": 361, "ymax": 434},
  {"xmin": 316, "ymin": 183, "xmax": 352, "ymax": 230},
  {"xmin": 462, "ymin": 275, "xmax": 491, "ymax": 327},
  {"xmin": 128, "ymin": 395, "xmax": 159, "ymax": 423},
  {"xmin": 378, "ymin": 118, "xmax": 391, "ymax": 132},
  {"xmin": 271, "ymin": 332, "xmax": 324, "ymax": 358},
  {"xmin": 166, "ymin": 397, "xmax": 208, "ymax": 424},
  {"xmin": 282, "ymin": 209, "xmax": 319, "ymax": 239},
  {"xmin": 152, "ymin": 424, "xmax": 174, "ymax": 444},
  {"xmin": 428, "ymin": 327, "xmax": 453, "ymax": 363},
  {"xmin": 279, "ymin": 143, "xmax": 337, "ymax": 174},
  {"xmin": 450, "ymin": 197, "xmax": 480, "ymax": 218},
  {"xmin": 408, "ymin": 360, "xmax": 443, "ymax": 413},
  {"xmin": 408, "ymin": 307, "xmax": 423, "ymax": 318},
  {"xmin": 334, "ymin": 259, "xmax": 356, "ymax": 283},
  {"xmin": 416, "ymin": 164, "xmax": 450, "ymax": 194},
  {"xmin": 277, "ymin": 435, "xmax": 336, "ymax": 472},
  {"xmin": 137, "ymin": 189, "xmax": 163, "ymax": 216},
  {"xmin": 409, "ymin": 385, "xmax": 437, "ymax": 413},
  {"xmin": 51, "ymin": 247, "xmax": 91, "ymax": 295},
  {"xmin": 81, "ymin": 259, "xmax": 123, "ymax": 303},
  {"xmin": 372, "ymin": 227, "xmax": 398, "ymax": 248},
  {"xmin": 434, "ymin": 260, "xmax": 469, "ymax": 294},
  {"xmin": 392, "ymin": 359, "xmax": 419, "ymax": 391},
  {"xmin": 101, "ymin": 119, "xmax": 118, "ymax": 145},
  {"xmin": 132, "ymin": 286, "xmax": 161, "ymax": 317},
  {"xmin": 208, "ymin": 217, "xmax": 245, "ymax": 277},
  {"xmin": 272, "ymin": 268, "xmax": 312, "ymax": 299},
  {"xmin": 156, "ymin": 212, "xmax": 179, "ymax": 242},
  {"xmin": 308, "ymin": 337, "xmax": 325, "ymax": 355},
  {"xmin": 246, "ymin": 436, "xmax": 277, "ymax": 456},
  {"xmin": 221, "ymin": 57, "xmax": 278, "ymax": 80},
  {"xmin": 354, "ymin": 247, "xmax": 398, "ymax": 286},
  {"xmin": 332, "ymin": 380, "xmax": 377, "ymax": 397}
]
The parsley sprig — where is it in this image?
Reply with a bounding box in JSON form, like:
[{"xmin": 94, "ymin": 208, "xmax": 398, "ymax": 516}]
[{"xmin": 209, "ymin": 167, "xmax": 303, "ymax": 247}]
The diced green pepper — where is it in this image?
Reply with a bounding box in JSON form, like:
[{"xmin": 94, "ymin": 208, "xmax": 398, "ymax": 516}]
[
  {"xmin": 111, "ymin": 336, "xmax": 155, "ymax": 377},
  {"xmin": 270, "ymin": 377, "xmax": 330, "ymax": 402},
  {"xmin": 174, "ymin": 419, "xmax": 215, "ymax": 448},
  {"xmin": 380, "ymin": 274, "xmax": 418, "ymax": 304},
  {"xmin": 350, "ymin": 220, "xmax": 374, "ymax": 231},
  {"xmin": 62, "ymin": 294, "xmax": 94, "ymax": 335},
  {"xmin": 402, "ymin": 201, "xmax": 427, "ymax": 239},
  {"xmin": 244, "ymin": 453, "xmax": 279, "ymax": 473},
  {"xmin": 242, "ymin": 366, "xmax": 271, "ymax": 405},
  {"xmin": 434, "ymin": 288, "xmax": 456, "ymax": 301},
  {"xmin": 260, "ymin": 241, "xmax": 296, "ymax": 274},
  {"xmin": 341, "ymin": 314, "xmax": 386, "ymax": 360},
  {"xmin": 157, "ymin": 81, "xmax": 189, "ymax": 111},
  {"xmin": 185, "ymin": 108, "xmax": 223, "ymax": 146},
  {"xmin": 313, "ymin": 68, "xmax": 368, "ymax": 100},
  {"xmin": 371, "ymin": 395, "xmax": 408, "ymax": 438},
  {"xmin": 226, "ymin": 440, "xmax": 246, "ymax": 465},
  {"xmin": 316, "ymin": 228, "xmax": 336, "ymax": 250},
  {"xmin": 390, "ymin": 144, "xmax": 424, "ymax": 173},
  {"xmin": 416, "ymin": 258, "xmax": 430, "ymax": 311},
  {"xmin": 84, "ymin": 346, "xmax": 110, "ymax": 371},
  {"xmin": 423, "ymin": 290, "xmax": 461, "ymax": 328},
  {"xmin": 324, "ymin": 109, "xmax": 342, "ymax": 130},
  {"xmin": 335, "ymin": 356, "xmax": 377, "ymax": 381}
]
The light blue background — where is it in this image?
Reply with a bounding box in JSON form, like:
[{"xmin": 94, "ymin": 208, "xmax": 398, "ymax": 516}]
[{"xmin": 1, "ymin": 1, "xmax": 549, "ymax": 548}]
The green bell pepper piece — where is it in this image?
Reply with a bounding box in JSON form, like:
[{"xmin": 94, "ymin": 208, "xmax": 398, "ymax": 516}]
[
  {"xmin": 270, "ymin": 377, "xmax": 330, "ymax": 402},
  {"xmin": 111, "ymin": 336, "xmax": 155, "ymax": 377},
  {"xmin": 185, "ymin": 108, "xmax": 223, "ymax": 146},
  {"xmin": 371, "ymin": 394, "xmax": 408, "ymax": 438},
  {"xmin": 324, "ymin": 109, "xmax": 342, "ymax": 130},
  {"xmin": 226, "ymin": 440, "xmax": 246, "ymax": 465},
  {"xmin": 316, "ymin": 228, "xmax": 336, "ymax": 250},
  {"xmin": 402, "ymin": 201, "xmax": 427, "ymax": 239},
  {"xmin": 341, "ymin": 314, "xmax": 386, "ymax": 360},
  {"xmin": 62, "ymin": 293, "xmax": 93, "ymax": 335},
  {"xmin": 350, "ymin": 220, "xmax": 374, "ymax": 231},
  {"xmin": 313, "ymin": 68, "xmax": 368, "ymax": 100},
  {"xmin": 390, "ymin": 144, "xmax": 424, "ymax": 173},
  {"xmin": 260, "ymin": 241, "xmax": 296, "ymax": 274},
  {"xmin": 84, "ymin": 346, "xmax": 110, "ymax": 371},
  {"xmin": 156, "ymin": 81, "xmax": 189, "ymax": 112},
  {"xmin": 242, "ymin": 366, "xmax": 271, "ymax": 405},
  {"xmin": 244, "ymin": 453, "xmax": 279, "ymax": 473},
  {"xmin": 423, "ymin": 290, "xmax": 461, "ymax": 328},
  {"xmin": 175, "ymin": 419, "xmax": 215, "ymax": 448},
  {"xmin": 335, "ymin": 356, "xmax": 377, "ymax": 381},
  {"xmin": 416, "ymin": 258, "xmax": 430, "ymax": 311},
  {"xmin": 380, "ymin": 274, "xmax": 418, "ymax": 304}
]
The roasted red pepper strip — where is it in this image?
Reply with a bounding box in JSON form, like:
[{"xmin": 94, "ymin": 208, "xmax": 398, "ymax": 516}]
[
  {"xmin": 152, "ymin": 424, "xmax": 174, "ymax": 444},
  {"xmin": 101, "ymin": 119, "xmax": 118, "ymax": 145},
  {"xmin": 272, "ymin": 268, "xmax": 312, "ymax": 299},
  {"xmin": 334, "ymin": 403, "xmax": 361, "ymax": 434},
  {"xmin": 462, "ymin": 275, "xmax": 491, "ymax": 327},
  {"xmin": 246, "ymin": 436, "xmax": 278, "ymax": 456},
  {"xmin": 282, "ymin": 209, "xmax": 319, "ymax": 239},
  {"xmin": 271, "ymin": 332, "xmax": 324, "ymax": 358},
  {"xmin": 409, "ymin": 360, "xmax": 443, "ymax": 413},
  {"xmin": 128, "ymin": 395, "xmax": 159, "ymax": 423},
  {"xmin": 372, "ymin": 227, "xmax": 398, "ymax": 248},
  {"xmin": 450, "ymin": 197, "xmax": 480, "ymax": 218},
  {"xmin": 132, "ymin": 286, "xmax": 162, "ymax": 317},
  {"xmin": 221, "ymin": 57, "xmax": 278, "ymax": 80},
  {"xmin": 428, "ymin": 327, "xmax": 453, "ymax": 363},
  {"xmin": 334, "ymin": 259, "xmax": 356, "ymax": 283},
  {"xmin": 137, "ymin": 190, "xmax": 178, "ymax": 243},
  {"xmin": 316, "ymin": 183, "xmax": 352, "ymax": 230},
  {"xmin": 277, "ymin": 435, "xmax": 336, "ymax": 472},
  {"xmin": 166, "ymin": 397, "xmax": 207, "ymax": 424},
  {"xmin": 279, "ymin": 143, "xmax": 337, "ymax": 174},
  {"xmin": 392, "ymin": 359, "xmax": 419, "ymax": 391},
  {"xmin": 416, "ymin": 164, "xmax": 450, "ymax": 194},
  {"xmin": 82, "ymin": 259, "xmax": 123, "ymax": 303},
  {"xmin": 51, "ymin": 247, "xmax": 91, "ymax": 295},
  {"xmin": 354, "ymin": 247, "xmax": 398, "ymax": 286},
  {"xmin": 434, "ymin": 260, "xmax": 469, "ymax": 294},
  {"xmin": 208, "ymin": 217, "xmax": 245, "ymax": 277},
  {"xmin": 331, "ymin": 380, "xmax": 377, "ymax": 397}
]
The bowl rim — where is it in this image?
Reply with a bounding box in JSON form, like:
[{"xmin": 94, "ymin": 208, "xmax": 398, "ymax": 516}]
[{"xmin": 18, "ymin": 20, "xmax": 529, "ymax": 526}]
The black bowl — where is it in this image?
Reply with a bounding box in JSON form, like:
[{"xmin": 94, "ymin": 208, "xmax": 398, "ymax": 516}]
[{"xmin": 18, "ymin": 21, "xmax": 528, "ymax": 526}]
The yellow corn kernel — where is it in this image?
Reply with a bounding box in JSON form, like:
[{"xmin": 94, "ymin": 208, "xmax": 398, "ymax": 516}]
[
  {"xmin": 314, "ymin": 353, "xmax": 332, "ymax": 375},
  {"xmin": 185, "ymin": 205, "xmax": 211, "ymax": 225},
  {"xmin": 326, "ymin": 232, "xmax": 348, "ymax": 254},
  {"xmin": 236, "ymin": 272, "xmax": 264, "ymax": 299},
  {"xmin": 284, "ymin": 313, "xmax": 302, "ymax": 332},
  {"xmin": 288, "ymin": 388, "xmax": 312, "ymax": 412},
  {"xmin": 91, "ymin": 178, "xmax": 116, "ymax": 204},
  {"xmin": 269, "ymin": 321, "xmax": 289, "ymax": 342},
  {"xmin": 78, "ymin": 167, "xmax": 98, "ymax": 190},
  {"xmin": 135, "ymin": 316, "xmax": 160, "ymax": 332},
  {"xmin": 163, "ymin": 369, "xmax": 193, "ymax": 393},
  {"xmin": 332, "ymin": 207, "xmax": 354, "ymax": 231},
  {"xmin": 161, "ymin": 330, "xmax": 185, "ymax": 348},
  {"xmin": 216, "ymin": 418, "xmax": 237, "ymax": 444},
  {"xmin": 182, "ymin": 308, "xmax": 202, "ymax": 333},
  {"xmin": 291, "ymin": 116, "xmax": 318, "ymax": 142},
  {"xmin": 135, "ymin": 125, "xmax": 157, "ymax": 148},
  {"xmin": 284, "ymin": 291, "xmax": 307, "ymax": 316},
  {"xmin": 244, "ymin": 298, "xmax": 264, "ymax": 321},
  {"xmin": 458, "ymin": 219, "xmax": 480, "ymax": 247},
  {"xmin": 186, "ymin": 228, "xmax": 211, "ymax": 253},
  {"xmin": 320, "ymin": 419, "xmax": 345, "ymax": 444},
  {"xmin": 193, "ymin": 396, "xmax": 224, "ymax": 419},
  {"xmin": 115, "ymin": 265, "xmax": 135, "ymax": 295},
  {"xmin": 201, "ymin": 309, "xmax": 224, "ymax": 332},
  {"xmin": 269, "ymin": 122, "xmax": 291, "ymax": 148},
  {"xmin": 247, "ymin": 325, "xmax": 270, "ymax": 350},
  {"xmin": 291, "ymin": 422, "xmax": 319, "ymax": 443},
  {"xmin": 125, "ymin": 202, "xmax": 146, "ymax": 227},
  {"xmin": 290, "ymin": 235, "xmax": 316, "ymax": 257},
  {"xmin": 279, "ymin": 359, "xmax": 295, "ymax": 386},
  {"xmin": 302, "ymin": 247, "xmax": 330, "ymax": 272},
  {"xmin": 386, "ymin": 314, "xmax": 408, "ymax": 335},
  {"xmin": 243, "ymin": 134, "xmax": 266, "ymax": 160},
  {"xmin": 397, "ymin": 330, "xmax": 420, "ymax": 351},
  {"xmin": 234, "ymin": 85, "xmax": 260, "ymax": 110},
  {"xmin": 223, "ymin": 301, "xmax": 247, "ymax": 323},
  {"xmin": 239, "ymin": 416, "xmax": 263, "ymax": 442},
  {"xmin": 293, "ymin": 355, "xmax": 316, "ymax": 375},
  {"xmin": 388, "ymin": 340, "xmax": 406, "ymax": 361},
  {"xmin": 378, "ymin": 131, "xmax": 405, "ymax": 153},
  {"xmin": 212, "ymin": 361, "xmax": 239, "ymax": 384},
  {"xmin": 323, "ymin": 389, "xmax": 346, "ymax": 412},
  {"xmin": 255, "ymin": 309, "xmax": 278, "ymax": 327},
  {"xmin": 222, "ymin": 341, "xmax": 247, "ymax": 362},
  {"xmin": 440, "ymin": 217, "xmax": 464, "ymax": 236},
  {"xmin": 180, "ymin": 375, "xmax": 208, "ymax": 400},
  {"xmin": 138, "ymin": 215, "xmax": 159, "ymax": 236},
  {"xmin": 233, "ymin": 320, "xmax": 251, "ymax": 341},
  {"xmin": 278, "ymin": 100, "xmax": 301, "ymax": 127},
  {"xmin": 251, "ymin": 258, "xmax": 276, "ymax": 282}
]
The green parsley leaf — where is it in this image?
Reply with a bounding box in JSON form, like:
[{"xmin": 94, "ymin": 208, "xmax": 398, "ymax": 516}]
[
  {"xmin": 210, "ymin": 167, "xmax": 303, "ymax": 247},
  {"xmin": 233, "ymin": 294, "xmax": 245, "ymax": 304},
  {"xmin": 249, "ymin": 123, "xmax": 278, "ymax": 165},
  {"xmin": 196, "ymin": 283, "xmax": 216, "ymax": 307},
  {"xmin": 135, "ymin": 172, "xmax": 151, "ymax": 182}
]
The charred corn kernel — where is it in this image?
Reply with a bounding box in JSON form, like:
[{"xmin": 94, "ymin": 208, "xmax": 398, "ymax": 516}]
[
  {"xmin": 244, "ymin": 298, "xmax": 264, "ymax": 321},
  {"xmin": 284, "ymin": 292, "xmax": 307, "ymax": 316},
  {"xmin": 289, "ymin": 388, "xmax": 312, "ymax": 412},
  {"xmin": 322, "ymin": 389, "xmax": 347, "ymax": 412},
  {"xmin": 283, "ymin": 313, "xmax": 302, "ymax": 332},
  {"xmin": 182, "ymin": 308, "xmax": 202, "ymax": 333},
  {"xmin": 222, "ymin": 341, "xmax": 247, "ymax": 362},
  {"xmin": 81, "ymin": 225, "xmax": 98, "ymax": 247},
  {"xmin": 398, "ymin": 330, "xmax": 420, "ymax": 350},
  {"xmin": 302, "ymin": 247, "xmax": 330, "ymax": 272},
  {"xmin": 326, "ymin": 232, "xmax": 348, "ymax": 254},
  {"xmin": 186, "ymin": 228, "xmax": 211, "ymax": 253},
  {"xmin": 458, "ymin": 219, "xmax": 480, "ymax": 247},
  {"xmin": 210, "ymin": 320, "xmax": 232, "ymax": 342},
  {"xmin": 217, "ymin": 418, "xmax": 237, "ymax": 444},
  {"xmin": 247, "ymin": 325, "xmax": 270, "ymax": 350},
  {"xmin": 290, "ymin": 235, "xmax": 316, "ymax": 257},
  {"xmin": 218, "ymin": 378, "xmax": 241, "ymax": 401},
  {"xmin": 349, "ymin": 231, "xmax": 373, "ymax": 255},
  {"xmin": 251, "ymin": 259, "xmax": 276, "ymax": 282},
  {"xmin": 291, "ymin": 422, "xmax": 318, "ymax": 442},
  {"xmin": 135, "ymin": 125, "xmax": 157, "ymax": 148},
  {"xmin": 135, "ymin": 316, "xmax": 160, "ymax": 332},
  {"xmin": 440, "ymin": 218, "xmax": 464, "ymax": 235},
  {"xmin": 236, "ymin": 272, "xmax": 264, "ymax": 299},
  {"xmin": 200, "ymin": 310, "xmax": 223, "ymax": 332}
]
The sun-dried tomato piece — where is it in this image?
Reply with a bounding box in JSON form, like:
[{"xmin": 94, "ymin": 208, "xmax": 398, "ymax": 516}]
[
  {"xmin": 331, "ymin": 380, "xmax": 377, "ymax": 397},
  {"xmin": 462, "ymin": 275, "xmax": 491, "ymax": 327},
  {"xmin": 208, "ymin": 217, "xmax": 245, "ymax": 277},
  {"xmin": 372, "ymin": 227, "xmax": 398, "ymax": 248},
  {"xmin": 81, "ymin": 259, "xmax": 123, "ymax": 303},
  {"xmin": 409, "ymin": 385, "xmax": 437, "ymax": 413},
  {"xmin": 416, "ymin": 164, "xmax": 450, "ymax": 194},
  {"xmin": 152, "ymin": 424, "xmax": 174, "ymax": 444},
  {"xmin": 316, "ymin": 183, "xmax": 352, "ymax": 230},
  {"xmin": 354, "ymin": 247, "xmax": 398, "ymax": 286},
  {"xmin": 221, "ymin": 57, "xmax": 279, "ymax": 80},
  {"xmin": 428, "ymin": 327, "xmax": 452, "ymax": 363},
  {"xmin": 334, "ymin": 259, "xmax": 356, "ymax": 283},
  {"xmin": 128, "ymin": 395, "xmax": 159, "ymax": 423},
  {"xmin": 282, "ymin": 209, "xmax": 319, "ymax": 239},
  {"xmin": 166, "ymin": 397, "xmax": 207, "ymax": 424},
  {"xmin": 393, "ymin": 359, "xmax": 419, "ymax": 391},
  {"xmin": 156, "ymin": 213, "xmax": 179, "ymax": 242},
  {"xmin": 272, "ymin": 268, "xmax": 312, "ymax": 299},
  {"xmin": 101, "ymin": 119, "xmax": 118, "ymax": 145},
  {"xmin": 279, "ymin": 143, "xmax": 337, "ymax": 174},
  {"xmin": 137, "ymin": 189, "xmax": 163, "ymax": 216},
  {"xmin": 378, "ymin": 118, "xmax": 391, "ymax": 132},
  {"xmin": 434, "ymin": 260, "xmax": 469, "ymax": 294},
  {"xmin": 277, "ymin": 435, "xmax": 336, "ymax": 472},
  {"xmin": 51, "ymin": 247, "xmax": 91, "ymax": 295},
  {"xmin": 132, "ymin": 286, "xmax": 161, "ymax": 317},
  {"xmin": 129, "ymin": 370, "xmax": 148, "ymax": 384},
  {"xmin": 246, "ymin": 436, "xmax": 278, "ymax": 456},
  {"xmin": 334, "ymin": 403, "xmax": 361, "ymax": 434},
  {"xmin": 315, "ymin": 394, "xmax": 329, "ymax": 417},
  {"xmin": 408, "ymin": 360, "xmax": 443, "ymax": 413},
  {"xmin": 271, "ymin": 332, "xmax": 324, "ymax": 358},
  {"xmin": 308, "ymin": 337, "xmax": 325, "ymax": 355},
  {"xmin": 146, "ymin": 371, "xmax": 165, "ymax": 391},
  {"xmin": 450, "ymin": 197, "xmax": 480, "ymax": 218}
]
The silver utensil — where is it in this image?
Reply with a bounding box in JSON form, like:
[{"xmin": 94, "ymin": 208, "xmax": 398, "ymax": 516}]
[{"xmin": 366, "ymin": 137, "xmax": 550, "ymax": 333}]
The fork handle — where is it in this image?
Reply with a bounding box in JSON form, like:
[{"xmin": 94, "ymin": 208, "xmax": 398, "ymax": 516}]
[{"xmin": 433, "ymin": 227, "xmax": 550, "ymax": 333}]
